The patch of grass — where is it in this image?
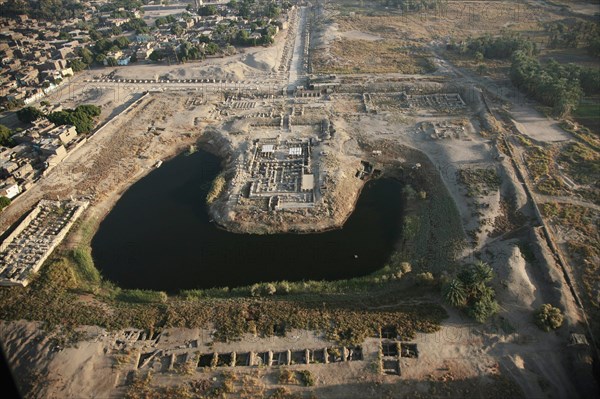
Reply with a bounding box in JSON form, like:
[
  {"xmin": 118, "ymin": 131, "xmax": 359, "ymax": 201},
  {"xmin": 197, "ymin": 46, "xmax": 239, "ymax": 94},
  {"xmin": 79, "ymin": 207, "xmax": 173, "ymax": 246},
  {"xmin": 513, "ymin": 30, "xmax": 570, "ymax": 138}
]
[
  {"xmin": 206, "ymin": 173, "xmax": 226, "ymax": 204},
  {"xmin": 400, "ymin": 183, "xmax": 465, "ymax": 273},
  {"xmin": 458, "ymin": 167, "xmax": 501, "ymax": 197},
  {"xmin": 162, "ymin": 288, "xmax": 446, "ymax": 345},
  {"xmin": 559, "ymin": 141, "xmax": 600, "ymax": 185},
  {"xmin": 70, "ymin": 246, "xmax": 101, "ymax": 288},
  {"xmin": 542, "ymin": 203, "xmax": 600, "ymax": 347},
  {"xmin": 524, "ymin": 145, "xmax": 552, "ymax": 182},
  {"xmin": 313, "ymin": 38, "xmax": 433, "ymax": 74},
  {"xmin": 573, "ymin": 100, "xmax": 600, "ymax": 134},
  {"xmin": 117, "ymin": 289, "xmax": 168, "ymax": 304},
  {"xmin": 560, "ymin": 121, "xmax": 600, "ymax": 151}
]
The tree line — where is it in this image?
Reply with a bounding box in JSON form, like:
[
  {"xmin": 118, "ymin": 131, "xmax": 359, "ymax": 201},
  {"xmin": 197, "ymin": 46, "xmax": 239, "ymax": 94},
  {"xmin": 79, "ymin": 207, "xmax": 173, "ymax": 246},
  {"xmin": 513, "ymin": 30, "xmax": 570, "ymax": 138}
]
[
  {"xmin": 16, "ymin": 104, "xmax": 101, "ymax": 134},
  {"xmin": 544, "ymin": 19, "xmax": 600, "ymax": 58},
  {"xmin": 452, "ymin": 33, "xmax": 600, "ymax": 117},
  {"xmin": 510, "ymin": 51, "xmax": 600, "ymax": 117},
  {"xmin": 449, "ymin": 33, "xmax": 537, "ymax": 60}
]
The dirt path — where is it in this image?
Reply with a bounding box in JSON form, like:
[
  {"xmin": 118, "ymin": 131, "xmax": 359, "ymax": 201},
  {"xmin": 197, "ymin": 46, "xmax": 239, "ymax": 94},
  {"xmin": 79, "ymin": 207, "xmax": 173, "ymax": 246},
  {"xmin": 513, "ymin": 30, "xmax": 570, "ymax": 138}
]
[
  {"xmin": 431, "ymin": 49, "xmax": 571, "ymax": 144},
  {"xmin": 536, "ymin": 194, "xmax": 600, "ymax": 211}
]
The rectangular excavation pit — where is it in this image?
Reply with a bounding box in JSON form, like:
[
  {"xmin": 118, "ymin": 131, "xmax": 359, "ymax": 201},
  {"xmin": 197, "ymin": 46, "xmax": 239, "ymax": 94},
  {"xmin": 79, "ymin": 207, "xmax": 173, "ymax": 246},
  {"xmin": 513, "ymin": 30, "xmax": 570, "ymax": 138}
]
[
  {"xmin": 235, "ymin": 352, "xmax": 250, "ymax": 367},
  {"xmin": 347, "ymin": 346, "xmax": 363, "ymax": 361},
  {"xmin": 400, "ymin": 343, "xmax": 418, "ymax": 358},
  {"xmin": 312, "ymin": 349, "xmax": 326, "ymax": 364},
  {"xmin": 256, "ymin": 352, "xmax": 270, "ymax": 366},
  {"xmin": 137, "ymin": 352, "xmax": 153, "ymax": 369},
  {"xmin": 271, "ymin": 351, "xmax": 288, "ymax": 366},
  {"xmin": 217, "ymin": 353, "xmax": 232, "ymax": 367},
  {"xmin": 175, "ymin": 353, "xmax": 188, "ymax": 365},
  {"xmin": 159, "ymin": 354, "xmax": 171, "ymax": 371},
  {"xmin": 198, "ymin": 354, "xmax": 213, "ymax": 368},
  {"xmin": 327, "ymin": 347, "xmax": 343, "ymax": 363},
  {"xmin": 382, "ymin": 342, "xmax": 399, "ymax": 357},
  {"xmin": 383, "ymin": 359, "xmax": 401, "ymax": 376},
  {"xmin": 291, "ymin": 350, "xmax": 306, "ymax": 365}
]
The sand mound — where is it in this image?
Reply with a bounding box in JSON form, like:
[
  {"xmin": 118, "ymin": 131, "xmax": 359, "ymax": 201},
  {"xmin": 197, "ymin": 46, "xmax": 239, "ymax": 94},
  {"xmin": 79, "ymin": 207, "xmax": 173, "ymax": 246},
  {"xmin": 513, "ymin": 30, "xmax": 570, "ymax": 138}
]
[
  {"xmin": 241, "ymin": 51, "xmax": 276, "ymax": 72},
  {"xmin": 504, "ymin": 244, "xmax": 538, "ymax": 309},
  {"xmin": 488, "ymin": 240, "xmax": 538, "ymax": 310}
]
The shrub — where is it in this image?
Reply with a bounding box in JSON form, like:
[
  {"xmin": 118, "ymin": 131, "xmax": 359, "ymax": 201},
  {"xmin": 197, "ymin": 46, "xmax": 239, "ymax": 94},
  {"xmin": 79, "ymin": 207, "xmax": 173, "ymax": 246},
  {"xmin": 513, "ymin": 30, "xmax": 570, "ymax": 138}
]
[
  {"xmin": 71, "ymin": 247, "xmax": 101, "ymax": 285},
  {"xmin": 276, "ymin": 281, "xmax": 291, "ymax": 295},
  {"xmin": 249, "ymin": 282, "xmax": 277, "ymax": 297},
  {"xmin": 278, "ymin": 368, "xmax": 296, "ymax": 384},
  {"xmin": 400, "ymin": 262, "xmax": 412, "ymax": 274},
  {"xmin": 264, "ymin": 283, "xmax": 277, "ymax": 296},
  {"xmin": 250, "ymin": 283, "xmax": 261, "ymax": 297},
  {"xmin": 535, "ymin": 304, "xmax": 564, "ymax": 332},
  {"xmin": 298, "ymin": 370, "xmax": 315, "ymax": 387},
  {"xmin": 416, "ymin": 272, "xmax": 434, "ymax": 283},
  {"xmin": 270, "ymin": 387, "xmax": 291, "ymax": 399}
]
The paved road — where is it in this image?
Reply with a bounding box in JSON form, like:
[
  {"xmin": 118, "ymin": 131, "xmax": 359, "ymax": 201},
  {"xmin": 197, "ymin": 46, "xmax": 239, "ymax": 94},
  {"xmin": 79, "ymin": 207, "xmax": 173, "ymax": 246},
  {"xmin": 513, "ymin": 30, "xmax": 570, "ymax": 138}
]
[{"xmin": 287, "ymin": 6, "xmax": 309, "ymax": 91}]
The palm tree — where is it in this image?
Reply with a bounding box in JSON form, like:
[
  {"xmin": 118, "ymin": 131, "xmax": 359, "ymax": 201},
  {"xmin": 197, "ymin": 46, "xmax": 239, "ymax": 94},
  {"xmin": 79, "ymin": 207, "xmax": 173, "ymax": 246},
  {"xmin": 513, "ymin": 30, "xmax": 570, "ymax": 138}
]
[
  {"xmin": 472, "ymin": 261, "xmax": 494, "ymax": 284},
  {"xmin": 442, "ymin": 278, "xmax": 467, "ymax": 307}
]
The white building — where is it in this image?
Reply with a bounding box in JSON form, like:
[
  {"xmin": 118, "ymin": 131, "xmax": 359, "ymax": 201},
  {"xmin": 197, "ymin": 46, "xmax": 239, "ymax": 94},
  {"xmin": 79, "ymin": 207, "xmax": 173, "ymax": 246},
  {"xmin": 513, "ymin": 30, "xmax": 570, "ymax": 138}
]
[{"xmin": 0, "ymin": 182, "xmax": 20, "ymax": 199}]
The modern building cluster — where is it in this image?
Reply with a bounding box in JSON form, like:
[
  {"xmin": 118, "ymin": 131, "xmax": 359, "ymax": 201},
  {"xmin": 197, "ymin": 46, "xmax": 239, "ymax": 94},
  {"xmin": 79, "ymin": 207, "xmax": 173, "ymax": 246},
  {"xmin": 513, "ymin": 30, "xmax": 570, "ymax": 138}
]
[
  {"xmin": 0, "ymin": 13, "xmax": 77, "ymax": 106},
  {"xmin": 0, "ymin": 107, "xmax": 81, "ymax": 202}
]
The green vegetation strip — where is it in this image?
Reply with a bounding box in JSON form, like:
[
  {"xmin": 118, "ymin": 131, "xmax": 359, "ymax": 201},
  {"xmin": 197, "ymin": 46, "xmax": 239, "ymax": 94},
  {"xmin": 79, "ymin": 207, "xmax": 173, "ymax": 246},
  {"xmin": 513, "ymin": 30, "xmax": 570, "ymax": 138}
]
[{"xmin": 0, "ymin": 252, "xmax": 446, "ymax": 345}]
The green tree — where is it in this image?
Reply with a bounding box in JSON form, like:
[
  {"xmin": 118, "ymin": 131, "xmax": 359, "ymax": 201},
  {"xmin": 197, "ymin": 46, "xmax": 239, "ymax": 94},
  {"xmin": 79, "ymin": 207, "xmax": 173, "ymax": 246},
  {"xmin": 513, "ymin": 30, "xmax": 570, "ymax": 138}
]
[
  {"xmin": 77, "ymin": 104, "xmax": 101, "ymax": 117},
  {"xmin": 0, "ymin": 196, "xmax": 11, "ymax": 211},
  {"xmin": 198, "ymin": 5, "xmax": 217, "ymax": 16},
  {"xmin": 78, "ymin": 47, "xmax": 95, "ymax": 65},
  {"xmin": 472, "ymin": 261, "xmax": 494, "ymax": 284},
  {"xmin": 17, "ymin": 106, "xmax": 44, "ymax": 123},
  {"xmin": 205, "ymin": 42, "xmax": 219, "ymax": 55},
  {"xmin": 0, "ymin": 124, "xmax": 12, "ymax": 146},
  {"xmin": 123, "ymin": 18, "xmax": 149, "ymax": 33},
  {"xmin": 46, "ymin": 104, "xmax": 100, "ymax": 134},
  {"xmin": 171, "ymin": 24, "xmax": 183, "ymax": 36},
  {"xmin": 468, "ymin": 295, "xmax": 499, "ymax": 323},
  {"xmin": 106, "ymin": 57, "xmax": 118, "ymax": 67},
  {"xmin": 94, "ymin": 38, "xmax": 113, "ymax": 54},
  {"xmin": 447, "ymin": 262, "xmax": 499, "ymax": 323},
  {"xmin": 68, "ymin": 59, "xmax": 87, "ymax": 72},
  {"xmin": 113, "ymin": 36, "xmax": 130, "ymax": 49},
  {"xmin": 148, "ymin": 49, "xmax": 164, "ymax": 61},
  {"xmin": 111, "ymin": 25, "xmax": 123, "ymax": 36},
  {"xmin": 442, "ymin": 278, "xmax": 467, "ymax": 307},
  {"xmin": 155, "ymin": 16, "xmax": 167, "ymax": 27}
]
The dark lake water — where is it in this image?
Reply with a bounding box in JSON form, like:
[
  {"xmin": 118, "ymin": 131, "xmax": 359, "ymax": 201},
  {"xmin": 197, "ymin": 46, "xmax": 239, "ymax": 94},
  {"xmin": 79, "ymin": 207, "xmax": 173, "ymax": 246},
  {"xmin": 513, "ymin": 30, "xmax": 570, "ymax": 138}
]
[{"xmin": 91, "ymin": 149, "xmax": 404, "ymax": 293}]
